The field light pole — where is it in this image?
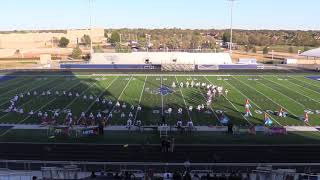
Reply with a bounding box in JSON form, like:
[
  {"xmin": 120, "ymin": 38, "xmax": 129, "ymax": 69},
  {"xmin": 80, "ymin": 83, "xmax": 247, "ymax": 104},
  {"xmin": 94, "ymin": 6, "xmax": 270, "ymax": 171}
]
[
  {"xmin": 228, "ymin": 0, "xmax": 236, "ymax": 56},
  {"xmin": 89, "ymin": 0, "xmax": 94, "ymax": 59}
]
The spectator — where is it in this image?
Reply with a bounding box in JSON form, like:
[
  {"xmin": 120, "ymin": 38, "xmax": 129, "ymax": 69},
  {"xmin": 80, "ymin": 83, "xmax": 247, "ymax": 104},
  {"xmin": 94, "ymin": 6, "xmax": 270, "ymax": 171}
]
[
  {"xmin": 164, "ymin": 172, "xmax": 172, "ymax": 180},
  {"xmin": 161, "ymin": 139, "xmax": 166, "ymax": 152},
  {"xmin": 166, "ymin": 139, "xmax": 171, "ymax": 153},
  {"xmin": 32, "ymin": 176, "xmax": 37, "ymax": 180},
  {"xmin": 173, "ymin": 171, "xmax": 182, "ymax": 180},
  {"xmin": 114, "ymin": 172, "xmax": 120, "ymax": 179},
  {"xmin": 183, "ymin": 171, "xmax": 191, "ymax": 180},
  {"xmin": 90, "ymin": 171, "xmax": 96, "ymax": 178},
  {"xmin": 193, "ymin": 173, "xmax": 200, "ymax": 180}
]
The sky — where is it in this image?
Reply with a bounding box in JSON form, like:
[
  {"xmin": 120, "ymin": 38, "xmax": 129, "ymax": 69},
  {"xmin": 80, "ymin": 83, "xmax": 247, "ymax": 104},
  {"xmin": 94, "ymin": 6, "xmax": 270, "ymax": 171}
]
[{"xmin": 1, "ymin": 0, "xmax": 319, "ymax": 31}]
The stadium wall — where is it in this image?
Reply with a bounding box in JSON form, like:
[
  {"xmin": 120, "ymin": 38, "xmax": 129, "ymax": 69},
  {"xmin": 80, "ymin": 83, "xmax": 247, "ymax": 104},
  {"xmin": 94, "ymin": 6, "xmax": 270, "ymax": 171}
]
[
  {"xmin": 90, "ymin": 52, "xmax": 232, "ymax": 65},
  {"xmin": 60, "ymin": 52, "xmax": 264, "ymax": 70}
]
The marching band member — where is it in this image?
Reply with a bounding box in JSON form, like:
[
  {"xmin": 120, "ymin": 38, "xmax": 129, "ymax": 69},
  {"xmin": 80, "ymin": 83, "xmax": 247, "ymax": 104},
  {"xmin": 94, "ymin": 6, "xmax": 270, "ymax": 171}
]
[
  {"xmin": 180, "ymin": 82, "xmax": 184, "ymax": 88},
  {"xmin": 68, "ymin": 92, "xmax": 73, "ymax": 97},
  {"xmin": 44, "ymin": 112, "xmax": 48, "ymax": 118},
  {"xmin": 278, "ymin": 108, "xmax": 285, "ymax": 117},
  {"xmin": 191, "ymin": 81, "xmax": 195, "ymax": 88},
  {"xmin": 97, "ymin": 112, "xmax": 102, "ymax": 119},
  {"xmin": 212, "ymin": 89, "xmax": 217, "ymax": 98},
  {"xmin": 197, "ymin": 105, "xmax": 201, "ymax": 111},
  {"xmin": 129, "ymin": 112, "xmax": 133, "ymax": 118},
  {"xmin": 54, "ymin": 111, "xmax": 59, "ymax": 118},
  {"xmin": 76, "ymin": 92, "xmax": 80, "ymax": 97},
  {"xmin": 131, "ymin": 105, "xmax": 135, "ymax": 110},
  {"xmin": 80, "ymin": 112, "xmax": 86, "ymax": 118},
  {"xmin": 136, "ymin": 119, "xmax": 142, "ymax": 127},
  {"xmin": 27, "ymin": 91, "xmax": 31, "ymax": 96},
  {"xmin": 63, "ymin": 91, "xmax": 66, "ymax": 95},
  {"xmin": 172, "ymin": 82, "xmax": 176, "ymax": 89},
  {"xmin": 127, "ymin": 118, "xmax": 132, "ymax": 128},
  {"xmin": 89, "ymin": 95, "xmax": 94, "ymax": 100},
  {"xmin": 102, "ymin": 99, "xmax": 106, "ymax": 104},
  {"xmin": 168, "ymin": 108, "xmax": 172, "ymax": 115},
  {"xmin": 225, "ymin": 89, "xmax": 229, "ymax": 97},
  {"xmin": 37, "ymin": 111, "xmax": 42, "ymax": 117},
  {"xmin": 122, "ymin": 103, "xmax": 127, "ymax": 109},
  {"xmin": 304, "ymin": 112, "xmax": 309, "ymax": 123},
  {"xmin": 29, "ymin": 110, "xmax": 34, "ymax": 115},
  {"xmin": 33, "ymin": 91, "xmax": 37, "ymax": 96},
  {"xmin": 186, "ymin": 81, "xmax": 190, "ymax": 88},
  {"xmin": 116, "ymin": 101, "xmax": 121, "ymax": 107},
  {"xmin": 137, "ymin": 105, "xmax": 142, "ymax": 111},
  {"xmin": 244, "ymin": 99, "xmax": 252, "ymax": 117},
  {"xmin": 96, "ymin": 98, "xmax": 100, "ymax": 103},
  {"xmin": 264, "ymin": 113, "xmax": 273, "ymax": 126},
  {"xmin": 46, "ymin": 90, "xmax": 51, "ymax": 95},
  {"xmin": 189, "ymin": 106, "xmax": 193, "ymax": 111},
  {"xmin": 83, "ymin": 95, "xmax": 87, "ymax": 100},
  {"xmin": 41, "ymin": 91, "xmax": 46, "ymax": 96},
  {"xmin": 18, "ymin": 108, "xmax": 24, "ymax": 114},
  {"xmin": 108, "ymin": 112, "xmax": 113, "ymax": 119},
  {"xmin": 89, "ymin": 112, "xmax": 94, "ymax": 118},
  {"xmin": 178, "ymin": 108, "xmax": 183, "ymax": 114},
  {"xmin": 121, "ymin": 112, "xmax": 126, "ymax": 118},
  {"xmin": 187, "ymin": 120, "xmax": 194, "ymax": 128},
  {"xmin": 177, "ymin": 120, "xmax": 183, "ymax": 128},
  {"xmin": 55, "ymin": 91, "xmax": 59, "ymax": 95}
]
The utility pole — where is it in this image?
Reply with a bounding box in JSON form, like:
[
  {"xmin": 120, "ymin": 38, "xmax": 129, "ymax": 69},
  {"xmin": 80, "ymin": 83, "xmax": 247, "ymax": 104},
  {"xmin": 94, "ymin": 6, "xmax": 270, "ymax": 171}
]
[
  {"xmin": 228, "ymin": 0, "xmax": 236, "ymax": 56},
  {"xmin": 89, "ymin": 0, "xmax": 94, "ymax": 59}
]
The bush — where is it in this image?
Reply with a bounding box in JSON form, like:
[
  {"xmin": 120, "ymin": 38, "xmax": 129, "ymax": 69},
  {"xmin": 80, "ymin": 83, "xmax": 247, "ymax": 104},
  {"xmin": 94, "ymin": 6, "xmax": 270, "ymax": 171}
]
[
  {"xmin": 71, "ymin": 46, "xmax": 82, "ymax": 59},
  {"xmin": 262, "ymin": 47, "xmax": 269, "ymax": 54},
  {"xmin": 58, "ymin": 37, "xmax": 70, "ymax": 48}
]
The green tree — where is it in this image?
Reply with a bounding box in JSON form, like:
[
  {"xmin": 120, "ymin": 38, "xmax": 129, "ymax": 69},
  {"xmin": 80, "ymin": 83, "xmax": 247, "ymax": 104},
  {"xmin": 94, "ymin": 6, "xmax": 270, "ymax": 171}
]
[
  {"xmin": 288, "ymin": 46, "xmax": 294, "ymax": 53},
  {"xmin": 81, "ymin": 35, "xmax": 91, "ymax": 46},
  {"xmin": 93, "ymin": 45, "xmax": 104, "ymax": 53},
  {"xmin": 58, "ymin": 37, "xmax": 69, "ymax": 48},
  {"xmin": 262, "ymin": 46, "xmax": 269, "ymax": 54},
  {"xmin": 109, "ymin": 32, "xmax": 120, "ymax": 44},
  {"xmin": 303, "ymin": 46, "xmax": 310, "ymax": 52},
  {"xmin": 71, "ymin": 46, "xmax": 82, "ymax": 59},
  {"xmin": 222, "ymin": 32, "xmax": 230, "ymax": 43},
  {"xmin": 252, "ymin": 46, "xmax": 257, "ymax": 53}
]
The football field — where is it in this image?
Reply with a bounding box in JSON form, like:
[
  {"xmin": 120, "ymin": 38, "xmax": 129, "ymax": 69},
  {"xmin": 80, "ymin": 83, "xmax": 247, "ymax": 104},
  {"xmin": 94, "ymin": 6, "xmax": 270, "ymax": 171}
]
[{"xmin": 0, "ymin": 73, "xmax": 319, "ymax": 128}]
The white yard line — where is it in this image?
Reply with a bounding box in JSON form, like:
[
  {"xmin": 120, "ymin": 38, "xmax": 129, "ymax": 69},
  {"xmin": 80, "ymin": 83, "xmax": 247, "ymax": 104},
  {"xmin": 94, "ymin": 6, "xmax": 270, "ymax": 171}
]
[
  {"xmin": 0, "ymin": 80, "xmax": 82, "ymax": 122},
  {"xmin": 0, "ymin": 78, "xmax": 59, "ymax": 107},
  {"xmin": 84, "ymin": 77, "xmax": 118, "ymax": 113},
  {"xmin": 0, "ymin": 80, "xmax": 82, "ymax": 137},
  {"xmin": 61, "ymin": 82, "xmax": 97, "ymax": 111},
  {"xmin": 0, "ymin": 77, "xmax": 29, "ymax": 90},
  {"xmin": 20, "ymin": 81, "xmax": 82, "ymax": 123},
  {"xmin": 0, "ymin": 99, "xmax": 57, "ymax": 137},
  {"xmin": 225, "ymin": 78, "xmax": 282, "ymax": 126},
  {"xmin": 0, "ymin": 78, "xmax": 65, "ymax": 120},
  {"xmin": 160, "ymin": 76, "xmax": 164, "ymax": 116},
  {"xmin": 204, "ymin": 76, "xmax": 252, "ymax": 126},
  {"xmin": 291, "ymin": 76, "xmax": 320, "ymax": 89},
  {"xmin": 133, "ymin": 76, "xmax": 148, "ymax": 123},
  {"xmin": 281, "ymin": 76, "xmax": 320, "ymax": 96},
  {"xmin": 237, "ymin": 77, "xmax": 302, "ymax": 118},
  {"xmin": 106, "ymin": 76, "xmax": 133, "ymax": 121},
  {"xmin": 262, "ymin": 76, "xmax": 320, "ymax": 105},
  {"xmin": 174, "ymin": 76, "xmax": 192, "ymax": 121}
]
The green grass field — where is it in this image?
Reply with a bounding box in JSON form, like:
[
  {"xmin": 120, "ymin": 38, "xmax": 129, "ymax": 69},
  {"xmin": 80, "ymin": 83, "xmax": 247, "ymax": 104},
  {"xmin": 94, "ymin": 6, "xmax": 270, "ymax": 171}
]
[{"xmin": 0, "ymin": 74, "xmax": 319, "ymax": 128}]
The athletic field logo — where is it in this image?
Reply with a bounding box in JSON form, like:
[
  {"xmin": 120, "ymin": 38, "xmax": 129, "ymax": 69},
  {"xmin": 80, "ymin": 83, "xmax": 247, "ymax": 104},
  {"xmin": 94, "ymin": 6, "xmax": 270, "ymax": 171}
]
[{"xmin": 158, "ymin": 86, "xmax": 175, "ymax": 96}]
